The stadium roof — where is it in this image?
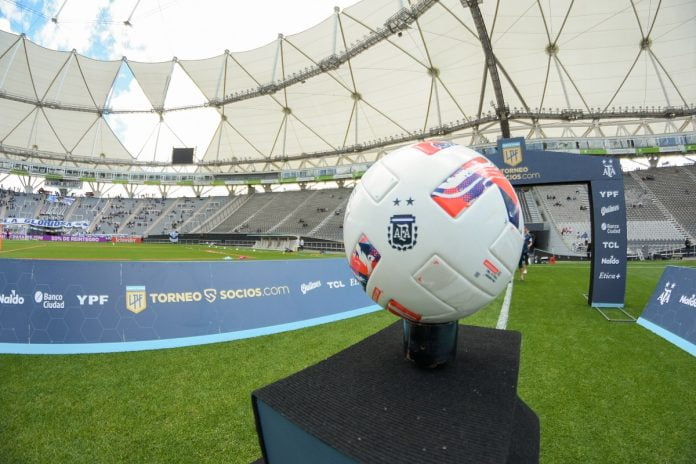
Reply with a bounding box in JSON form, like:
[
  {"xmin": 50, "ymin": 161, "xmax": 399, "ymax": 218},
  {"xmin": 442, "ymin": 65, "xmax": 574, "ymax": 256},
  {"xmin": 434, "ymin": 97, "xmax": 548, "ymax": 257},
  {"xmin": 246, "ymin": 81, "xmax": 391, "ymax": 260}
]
[{"xmin": 0, "ymin": 0, "xmax": 695, "ymax": 174}]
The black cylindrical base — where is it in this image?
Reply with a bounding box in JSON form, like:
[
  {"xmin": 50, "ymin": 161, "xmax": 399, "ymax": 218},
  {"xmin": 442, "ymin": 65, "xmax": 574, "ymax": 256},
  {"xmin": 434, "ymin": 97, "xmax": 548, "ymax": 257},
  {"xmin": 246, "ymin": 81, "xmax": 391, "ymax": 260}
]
[{"xmin": 402, "ymin": 319, "xmax": 459, "ymax": 369}]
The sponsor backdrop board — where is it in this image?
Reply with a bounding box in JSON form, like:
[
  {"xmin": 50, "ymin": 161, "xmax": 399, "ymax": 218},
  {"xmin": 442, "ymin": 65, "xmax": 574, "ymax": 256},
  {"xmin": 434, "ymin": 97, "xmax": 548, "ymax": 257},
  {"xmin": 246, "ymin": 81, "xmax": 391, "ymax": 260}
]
[
  {"xmin": 492, "ymin": 138, "xmax": 627, "ymax": 308},
  {"xmin": 637, "ymin": 266, "xmax": 696, "ymax": 356},
  {"xmin": 0, "ymin": 258, "xmax": 378, "ymax": 354}
]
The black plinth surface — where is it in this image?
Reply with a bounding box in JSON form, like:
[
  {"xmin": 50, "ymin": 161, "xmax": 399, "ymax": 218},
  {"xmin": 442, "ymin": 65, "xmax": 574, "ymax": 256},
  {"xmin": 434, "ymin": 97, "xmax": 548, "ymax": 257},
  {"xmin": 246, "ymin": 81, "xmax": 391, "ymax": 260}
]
[{"xmin": 252, "ymin": 322, "xmax": 539, "ymax": 464}]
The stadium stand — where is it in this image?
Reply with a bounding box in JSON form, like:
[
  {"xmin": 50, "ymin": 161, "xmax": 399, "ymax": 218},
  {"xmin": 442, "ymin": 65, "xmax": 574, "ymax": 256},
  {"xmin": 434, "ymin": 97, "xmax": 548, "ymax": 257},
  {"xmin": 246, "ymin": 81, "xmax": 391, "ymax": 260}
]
[
  {"xmin": 631, "ymin": 168, "xmax": 696, "ymax": 241},
  {"xmin": 64, "ymin": 196, "xmax": 108, "ymax": 227},
  {"xmin": 1, "ymin": 165, "xmax": 695, "ymax": 255}
]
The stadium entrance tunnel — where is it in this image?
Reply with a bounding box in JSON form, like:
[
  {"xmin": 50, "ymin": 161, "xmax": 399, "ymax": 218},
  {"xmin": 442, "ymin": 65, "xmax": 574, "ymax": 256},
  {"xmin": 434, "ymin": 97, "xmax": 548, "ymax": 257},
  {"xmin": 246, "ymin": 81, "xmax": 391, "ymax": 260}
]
[
  {"xmin": 0, "ymin": 259, "xmax": 379, "ymax": 354},
  {"xmin": 489, "ymin": 138, "xmax": 627, "ymax": 308}
]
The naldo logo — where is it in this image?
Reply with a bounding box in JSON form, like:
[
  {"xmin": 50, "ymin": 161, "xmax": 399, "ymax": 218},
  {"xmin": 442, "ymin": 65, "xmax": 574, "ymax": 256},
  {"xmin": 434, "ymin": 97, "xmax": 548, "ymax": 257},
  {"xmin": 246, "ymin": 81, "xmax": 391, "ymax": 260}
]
[
  {"xmin": 34, "ymin": 291, "xmax": 65, "ymax": 309},
  {"xmin": 0, "ymin": 290, "xmax": 24, "ymax": 305}
]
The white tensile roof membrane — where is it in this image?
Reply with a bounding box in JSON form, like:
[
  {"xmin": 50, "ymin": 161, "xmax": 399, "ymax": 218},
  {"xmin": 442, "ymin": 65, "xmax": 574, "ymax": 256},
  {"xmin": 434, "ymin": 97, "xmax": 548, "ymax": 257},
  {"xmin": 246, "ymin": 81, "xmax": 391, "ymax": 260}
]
[{"xmin": 0, "ymin": 0, "xmax": 694, "ymax": 169}]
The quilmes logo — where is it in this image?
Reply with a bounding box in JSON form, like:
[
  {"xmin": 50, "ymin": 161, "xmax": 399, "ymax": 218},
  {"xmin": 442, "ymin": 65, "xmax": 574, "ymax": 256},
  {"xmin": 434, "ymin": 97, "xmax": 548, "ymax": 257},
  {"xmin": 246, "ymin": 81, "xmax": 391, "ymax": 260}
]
[
  {"xmin": 301, "ymin": 280, "xmax": 321, "ymax": 295},
  {"xmin": 602, "ymin": 160, "xmax": 617, "ymax": 178},
  {"xmin": 0, "ymin": 290, "xmax": 24, "ymax": 305},
  {"xmin": 658, "ymin": 282, "xmax": 675, "ymax": 305},
  {"xmin": 125, "ymin": 286, "xmax": 148, "ymax": 314},
  {"xmin": 388, "ymin": 214, "xmax": 418, "ymax": 251},
  {"xmin": 34, "ymin": 291, "xmax": 64, "ymax": 309},
  {"xmin": 502, "ymin": 141, "xmax": 523, "ymax": 167},
  {"xmin": 600, "ymin": 205, "xmax": 620, "ymax": 216}
]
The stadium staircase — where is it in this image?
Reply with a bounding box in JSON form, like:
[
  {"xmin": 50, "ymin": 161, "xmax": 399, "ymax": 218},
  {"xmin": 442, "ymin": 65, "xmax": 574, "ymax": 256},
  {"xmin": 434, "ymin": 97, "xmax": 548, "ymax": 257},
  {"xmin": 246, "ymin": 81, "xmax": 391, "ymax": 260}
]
[
  {"xmin": 532, "ymin": 187, "xmax": 577, "ymax": 256},
  {"xmin": 176, "ymin": 197, "xmax": 218, "ymax": 233},
  {"xmin": 518, "ymin": 189, "xmax": 544, "ymax": 224},
  {"xmin": 116, "ymin": 201, "xmax": 146, "ymax": 235},
  {"xmin": 31, "ymin": 197, "xmax": 44, "ymax": 218},
  {"xmin": 681, "ymin": 166, "xmax": 696, "ymax": 183},
  {"xmin": 62, "ymin": 199, "xmax": 80, "ymax": 220},
  {"xmin": 193, "ymin": 195, "xmax": 250, "ymax": 233},
  {"xmin": 87, "ymin": 199, "xmax": 112, "ymax": 233},
  {"xmin": 144, "ymin": 198, "xmax": 182, "ymax": 236},
  {"xmin": 267, "ymin": 190, "xmax": 320, "ymax": 234},
  {"xmin": 310, "ymin": 197, "xmax": 350, "ymax": 239},
  {"xmin": 628, "ymin": 171, "xmax": 694, "ymax": 242}
]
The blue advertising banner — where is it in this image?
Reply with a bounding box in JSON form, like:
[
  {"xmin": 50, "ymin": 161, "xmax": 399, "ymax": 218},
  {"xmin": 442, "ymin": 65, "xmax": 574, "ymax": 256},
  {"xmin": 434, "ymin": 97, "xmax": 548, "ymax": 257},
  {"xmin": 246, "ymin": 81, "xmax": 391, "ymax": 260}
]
[
  {"xmin": 637, "ymin": 266, "xmax": 696, "ymax": 356},
  {"xmin": 492, "ymin": 138, "xmax": 627, "ymax": 307},
  {"xmin": 588, "ymin": 179, "xmax": 628, "ymax": 307},
  {"xmin": 0, "ymin": 258, "xmax": 378, "ymax": 354}
]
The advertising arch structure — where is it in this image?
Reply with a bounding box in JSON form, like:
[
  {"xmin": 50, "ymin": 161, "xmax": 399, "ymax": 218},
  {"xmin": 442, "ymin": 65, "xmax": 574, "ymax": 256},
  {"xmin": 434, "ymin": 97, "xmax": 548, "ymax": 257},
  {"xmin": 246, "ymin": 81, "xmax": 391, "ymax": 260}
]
[{"xmin": 488, "ymin": 138, "xmax": 627, "ymax": 309}]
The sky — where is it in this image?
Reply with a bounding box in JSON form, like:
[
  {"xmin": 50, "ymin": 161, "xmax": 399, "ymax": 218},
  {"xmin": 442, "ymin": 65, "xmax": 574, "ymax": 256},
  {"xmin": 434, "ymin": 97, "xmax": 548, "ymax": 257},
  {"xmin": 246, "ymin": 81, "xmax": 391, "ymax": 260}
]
[{"xmin": 0, "ymin": 0, "xmax": 360, "ymax": 60}]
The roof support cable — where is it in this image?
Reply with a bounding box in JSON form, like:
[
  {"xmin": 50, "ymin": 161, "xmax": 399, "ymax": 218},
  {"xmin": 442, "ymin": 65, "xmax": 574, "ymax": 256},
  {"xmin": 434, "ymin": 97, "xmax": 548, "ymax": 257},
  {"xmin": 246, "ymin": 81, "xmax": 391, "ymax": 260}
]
[
  {"xmin": 0, "ymin": 39, "xmax": 21, "ymax": 90},
  {"xmin": 332, "ymin": 6, "xmax": 340, "ymax": 56},
  {"xmin": 647, "ymin": 49, "xmax": 688, "ymax": 107},
  {"xmin": 66, "ymin": 113, "xmax": 99, "ymax": 154},
  {"xmin": 51, "ymin": 0, "xmax": 68, "ymax": 24},
  {"xmin": 124, "ymin": 0, "xmax": 142, "ymax": 27},
  {"xmin": 28, "ymin": 108, "xmax": 39, "ymax": 149},
  {"xmin": 90, "ymin": 116, "xmax": 102, "ymax": 157},
  {"xmin": 271, "ymin": 34, "xmax": 283, "ymax": 84},
  {"xmin": 462, "ymin": 0, "xmax": 509, "ymax": 137},
  {"xmin": 342, "ymin": 99, "xmax": 357, "ymax": 148},
  {"xmin": 647, "ymin": 50, "xmax": 671, "ymax": 107},
  {"xmin": 53, "ymin": 52, "xmax": 74, "ymax": 104},
  {"xmin": 434, "ymin": 77, "xmax": 442, "ymax": 127},
  {"xmin": 553, "ymin": 57, "xmax": 572, "ymax": 110}
]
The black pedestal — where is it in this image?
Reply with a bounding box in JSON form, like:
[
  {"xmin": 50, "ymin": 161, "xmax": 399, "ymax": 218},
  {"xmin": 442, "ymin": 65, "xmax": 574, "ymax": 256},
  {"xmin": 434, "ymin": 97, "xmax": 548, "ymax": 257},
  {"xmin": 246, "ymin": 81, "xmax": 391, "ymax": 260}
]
[{"xmin": 252, "ymin": 322, "xmax": 539, "ymax": 463}]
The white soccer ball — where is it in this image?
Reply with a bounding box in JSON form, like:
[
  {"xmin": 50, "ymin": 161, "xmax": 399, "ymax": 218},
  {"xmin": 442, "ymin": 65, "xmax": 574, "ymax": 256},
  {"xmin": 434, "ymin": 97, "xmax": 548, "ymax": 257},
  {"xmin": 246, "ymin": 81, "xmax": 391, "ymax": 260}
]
[{"xmin": 344, "ymin": 141, "xmax": 524, "ymax": 323}]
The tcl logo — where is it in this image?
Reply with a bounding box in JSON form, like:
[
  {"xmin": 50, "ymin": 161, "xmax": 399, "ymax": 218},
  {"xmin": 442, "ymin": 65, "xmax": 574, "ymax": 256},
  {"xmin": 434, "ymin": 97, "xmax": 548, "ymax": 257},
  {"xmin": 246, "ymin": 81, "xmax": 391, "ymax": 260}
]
[
  {"xmin": 77, "ymin": 295, "xmax": 109, "ymax": 305},
  {"xmin": 599, "ymin": 190, "xmax": 619, "ymax": 198},
  {"xmin": 602, "ymin": 241, "xmax": 620, "ymax": 249}
]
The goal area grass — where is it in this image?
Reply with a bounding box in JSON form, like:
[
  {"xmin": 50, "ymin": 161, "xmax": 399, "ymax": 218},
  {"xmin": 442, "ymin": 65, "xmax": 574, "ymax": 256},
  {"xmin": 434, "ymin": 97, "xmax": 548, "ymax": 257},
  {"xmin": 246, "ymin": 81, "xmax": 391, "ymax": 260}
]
[{"xmin": 0, "ymin": 241, "xmax": 694, "ymax": 463}]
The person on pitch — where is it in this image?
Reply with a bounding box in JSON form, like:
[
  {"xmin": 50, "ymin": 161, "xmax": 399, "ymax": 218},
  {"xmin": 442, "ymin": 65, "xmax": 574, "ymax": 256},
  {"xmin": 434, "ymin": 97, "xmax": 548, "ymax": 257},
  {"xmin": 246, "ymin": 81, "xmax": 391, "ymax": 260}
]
[{"xmin": 519, "ymin": 227, "xmax": 533, "ymax": 281}]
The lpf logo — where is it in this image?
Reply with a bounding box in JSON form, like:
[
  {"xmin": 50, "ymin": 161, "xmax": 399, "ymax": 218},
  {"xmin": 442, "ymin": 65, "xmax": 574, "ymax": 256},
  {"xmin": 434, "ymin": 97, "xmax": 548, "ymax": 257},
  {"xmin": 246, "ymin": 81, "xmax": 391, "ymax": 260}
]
[
  {"xmin": 502, "ymin": 142, "xmax": 523, "ymax": 167},
  {"xmin": 388, "ymin": 214, "xmax": 418, "ymax": 251},
  {"xmin": 602, "ymin": 160, "xmax": 617, "ymax": 178},
  {"xmin": 125, "ymin": 286, "xmax": 147, "ymax": 314},
  {"xmin": 657, "ymin": 282, "xmax": 676, "ymax": 305}
]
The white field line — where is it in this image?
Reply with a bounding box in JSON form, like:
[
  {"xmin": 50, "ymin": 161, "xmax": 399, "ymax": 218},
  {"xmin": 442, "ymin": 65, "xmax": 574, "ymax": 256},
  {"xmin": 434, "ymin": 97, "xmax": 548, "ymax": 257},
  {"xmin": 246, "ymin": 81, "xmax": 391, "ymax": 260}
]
[
  {"xmin": 496, "ymin": 280, "xmax": 514, "ymax": 330},
  {"xmin": 0, "ymin": 244, "xmax": 47, "ymax": 254}
]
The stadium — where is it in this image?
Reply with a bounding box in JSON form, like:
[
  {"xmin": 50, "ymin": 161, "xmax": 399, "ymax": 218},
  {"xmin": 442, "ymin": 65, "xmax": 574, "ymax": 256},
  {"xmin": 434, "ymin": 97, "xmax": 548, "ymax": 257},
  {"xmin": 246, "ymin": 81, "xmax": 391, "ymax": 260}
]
[{"xmin": 0, "ymin": 0, "xmax": 695, "ymax": 462}]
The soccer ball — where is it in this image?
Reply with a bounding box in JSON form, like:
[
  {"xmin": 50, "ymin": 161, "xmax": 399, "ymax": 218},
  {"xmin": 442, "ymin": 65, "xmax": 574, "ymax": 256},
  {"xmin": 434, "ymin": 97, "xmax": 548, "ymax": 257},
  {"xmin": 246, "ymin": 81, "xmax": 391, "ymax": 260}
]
[{"xmin": 344, "ymin": 141, "xmax": 524, "ymax": 323}]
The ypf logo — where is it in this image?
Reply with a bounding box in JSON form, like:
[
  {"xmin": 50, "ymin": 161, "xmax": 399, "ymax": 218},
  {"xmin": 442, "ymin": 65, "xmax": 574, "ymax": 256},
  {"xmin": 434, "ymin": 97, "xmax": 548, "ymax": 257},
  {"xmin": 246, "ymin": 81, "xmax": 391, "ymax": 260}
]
[
  {"xmin": 658, "ymin": 282, "xmax": 676, "ymax": 305},
  {"xmin": 77, "ymin": 295, "xmax": 109, "ymax": 306}
]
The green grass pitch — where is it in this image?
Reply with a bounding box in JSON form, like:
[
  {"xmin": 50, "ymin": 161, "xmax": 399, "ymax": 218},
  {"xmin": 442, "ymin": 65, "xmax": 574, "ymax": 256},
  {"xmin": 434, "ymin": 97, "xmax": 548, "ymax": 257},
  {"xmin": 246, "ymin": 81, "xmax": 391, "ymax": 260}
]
[{"xmin": 0, "ymin": 241, "xmax": 694, "ymax": 463}]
